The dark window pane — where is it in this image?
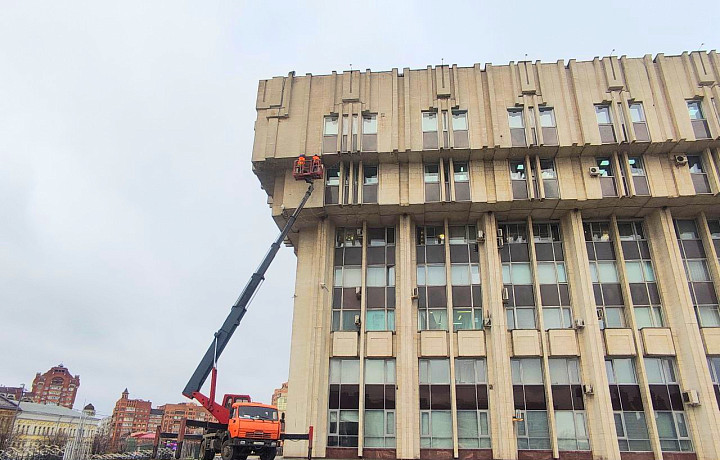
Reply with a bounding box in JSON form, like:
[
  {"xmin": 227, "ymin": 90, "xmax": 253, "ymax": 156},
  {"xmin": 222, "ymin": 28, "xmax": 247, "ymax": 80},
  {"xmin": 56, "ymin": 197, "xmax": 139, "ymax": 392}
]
[
  {"xmin": 649, "ymin": 385, "xmax": 671, "ymax": 410},
  {"xmin": 419, "ymin": 385, "xmax": 430, "ymax": 410},
  {"xmin": 366, "ymin": 247, "xmax": 385, "ymax": 265},
  {"xmin": 559, "ymin": 284, "xmax": 571, "ymax": 306},
  {"xmin": 343, "ymin": 289, "xmax": 361, "ymax": 308},
  {"xmin": 472, "ymin": 286, "xmax": 482, "ymax": 306},
  {"xmin": 647, "ymin": 283, "xmax": 660, "ymax": 304},
  {"xmin": 510, "ymin": 244, "xmax": 530, "ymax": 262},
  {"xmin": 416, "ymin": 246, "xmax": 425, "ymax": 264},
  {"xmin": 430, "ymin": 386, "xmax": 452, "ymax": 410},
  {"xmin": 514, "ymin": 285, "xmax": 536, "ymax": 306},
  {"xmin": 477, "ymin": 385, "xmax": 489, "ymax": 410},
  {"xmin": 619, "ymin": 385, "xmax": 643, "ymax": 411},
  {"xmin": 456, "ymin": 385, "xmax": 477, "ymax": 410},
  {"xmin": 602, "ymin": 284, "xmax": 624, "ymax": 305},
  {"xmin": 386, "ymin": 246, "xmax": 395, "ymax": 265},
  {"xmin": 365, "ymin": 385, "xmax": 385, "ymax": 409},
  {"xmin": 426, "ymin": 245, "xmax": 446, "ymax": 263},
  {"xmin": 535, "ymin": 243, "xmax": 555, "ymax": 261},
  {"xmin": 339, "ymin": 385, "xmax": 359, "ymax": 409},
  {"xmin": 450, "ymin": 245, "xmax": 470, "ymax": 263},
  {"xmin": 427, "ymin": 286, "xmax": 447, "ymax": 307},
  {"xmin": 594, "ymin": 284, "xmax": 603, "ymax": 306},
  {"xmin": 452, "ymin": 286, "xmax": 472, "ymax": 306},
  {"xmin": 387, "ymin": 288, "xmax": 396, "ymax": 308},
  {"xmin": 524, "ymin": 385, "xmax": 547, "ymax": 410},
  {"xmin": 621, "ymin": 241, "xmax": 641, "ymax": 260},
  {"xmin": 682, "ymin": 240, "xmax": 705, "ymax": 259},
  {"xmin": 329, "ymin": 384, "xmax": 340, "ymax": 409},
  {"xmin": 668, "ymin": 385, "xmax": 683, "ymax": 411},
  {"xmin": 553, "ymin": 243, "xmax": 564, "ymax": 260},
  {"xmin": 586, "ymin": 242, "xmax": 596, "ymax": 261},
  {"xmin": 595, "ymin": 242, "xmax": 616, "ymax": 260},
  {"xmin": 693, "ymin": 282, "xmax": 718, "ymax": 304},
  {"xmin": 385, "ymin": 385, "xmax": 396, "ymax": 409},
  {"xmin": 345, "ymin": 247, "xmax": 362, "ymax": 265},
  {"xmin": 500, "ymin": 245, "xmax": 511, "ymax": 262},
  {"xmin": 609, "ymin": 386, "xmax": 621, "ymax": 410},
  {"xmin": 333, "ymin": 288, "xmax": 342, "ymax": 308},
  {"xmin": 334, "ymin": 248, "xmax": 344, "ymax": 266},
  {"xmin": 552, "ymin": 386, "xmax": 573, "ymax": 410},
  {"xmin": 513, "ymin": 386, "xmax": 525, "ymax": 410},
  {"xmin": 571, "ymin": 385, "xmax": 584, "ymax": 410},
  {"xmin": 629, "ymin": 284, "xmax": 650, "ymax": 305},
  {"xmin": 639, "ymin": 241, "xmax": 650, "ymax": 259},
  {"xmin": 366, "ymin": 287, "xmax": 386, "ymax": 308},
  {"xmin": 540, "ymin": 284, "xmax": 560, "ymax": 306}
]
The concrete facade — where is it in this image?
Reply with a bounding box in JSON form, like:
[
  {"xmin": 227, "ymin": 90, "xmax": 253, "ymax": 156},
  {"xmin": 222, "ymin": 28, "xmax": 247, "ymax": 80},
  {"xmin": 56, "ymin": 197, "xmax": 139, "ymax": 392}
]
[{"xmin": 252, "ymin": 52, "xmax": 720, "ymax": 460}]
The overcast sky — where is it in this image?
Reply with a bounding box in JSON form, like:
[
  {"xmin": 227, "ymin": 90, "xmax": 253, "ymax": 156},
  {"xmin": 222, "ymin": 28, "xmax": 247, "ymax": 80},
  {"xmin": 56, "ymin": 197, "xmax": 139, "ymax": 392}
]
[{"xmin": 1, "ymin": 1, "xmax": 718, "ymax": 418}]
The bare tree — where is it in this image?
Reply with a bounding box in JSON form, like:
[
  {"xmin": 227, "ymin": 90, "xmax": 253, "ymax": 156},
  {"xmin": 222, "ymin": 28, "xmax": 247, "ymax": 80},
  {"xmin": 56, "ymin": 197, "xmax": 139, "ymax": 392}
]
[
  {"xmin": 91, "ymin": 430, "xmax": 112, "ymax": 455},
  {"xmin": 0, "ymin": 417, "xmax": 12, "ymax": 450}
]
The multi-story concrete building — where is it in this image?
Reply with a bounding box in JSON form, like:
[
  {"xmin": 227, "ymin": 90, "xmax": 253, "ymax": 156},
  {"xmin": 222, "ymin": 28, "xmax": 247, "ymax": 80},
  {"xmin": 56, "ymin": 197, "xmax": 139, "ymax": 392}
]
[
  {"xmin": 251, "ymin": 51, "xmax": 720, "ymax": 460},
  {"xmin": 110, "ymin": 389, "xmax": 151, "ymax": 450},
  {"xmin": 30, "ymin": 365, "xmax": 79, "ymax": 409}
]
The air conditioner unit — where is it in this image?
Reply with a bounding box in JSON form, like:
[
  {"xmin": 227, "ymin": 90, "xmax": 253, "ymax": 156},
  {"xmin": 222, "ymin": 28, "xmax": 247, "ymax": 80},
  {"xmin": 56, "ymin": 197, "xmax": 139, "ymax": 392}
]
[
  {"xmin": 682, "ymin": 389, "xmax": 700, "ymax": 406},
  {"xmin": 674, "ymin": 155, "xmax": 688, "ymax": 166},
  {"xmin": 411, "ymin": 287, "xmax": 419, "ymax": 300},
  {"xmin": 497, "ymin": 228, "xmax": 503, "ymax": 238},
  {"xmin": 477, "ymin": 230, "xmax": 486, "ymax": 243},
  {"xmin": 582, "ymin": 384, "xmax": 594, "ymax": 395},
  {"xmin": 596, "ymin": 309, "xmax": 604, "ymax": 321},
  {"xmin": 483, "ymin": 315, "xmax": 492, "ymax": 328},
  {"xmin": 354, "ymin": 314, "xmax": 362, "ymax": 328},
  {"xmin": 502, "ymin": 287, "xmax": 510, "ymax": 303},
  {"xmin": 589, "ymin": 166, "xmax": 602, "ymax": 176},
  {"xmin": 497, "ymin": 236, "xmax": 505, "ymax": 249},
  {"xmin": 355, "ymin": 286, "xmax": 362, "ymax": 300},
  {"xmin": 512, "ymin": 410, "xmax": 524, "ymax": 422},
  {"xmin": 574, "ymin": 318, "xmax": 586, "ymax": 329}
]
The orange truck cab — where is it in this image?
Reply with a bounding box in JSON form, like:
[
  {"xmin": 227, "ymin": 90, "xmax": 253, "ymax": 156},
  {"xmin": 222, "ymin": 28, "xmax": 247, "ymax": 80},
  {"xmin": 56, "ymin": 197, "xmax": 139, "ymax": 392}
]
[{"xmin": 219, "ymin": 402, "xmax": 282, "ymax": 460}]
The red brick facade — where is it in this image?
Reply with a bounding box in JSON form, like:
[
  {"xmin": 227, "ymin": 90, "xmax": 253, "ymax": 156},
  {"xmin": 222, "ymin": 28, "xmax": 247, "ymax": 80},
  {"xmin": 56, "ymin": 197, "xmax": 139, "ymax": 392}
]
[
  {"xmin": 30, "ymin": 364, "xmax": 79, "ymax": 408},
  {"xmin": 159, "ymin": 402, "xmax": 212, "ymax": 434},
  {"xmin": 110, "ymin": 389, "xmax": 152, "ymax": 450}
]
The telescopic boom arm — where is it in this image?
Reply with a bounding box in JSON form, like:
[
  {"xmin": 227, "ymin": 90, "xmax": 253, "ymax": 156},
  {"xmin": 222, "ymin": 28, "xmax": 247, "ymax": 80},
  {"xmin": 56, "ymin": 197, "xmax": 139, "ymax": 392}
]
[{"xmin": 182, "ymin": 181, "xmax": 315, "ymax": 405}]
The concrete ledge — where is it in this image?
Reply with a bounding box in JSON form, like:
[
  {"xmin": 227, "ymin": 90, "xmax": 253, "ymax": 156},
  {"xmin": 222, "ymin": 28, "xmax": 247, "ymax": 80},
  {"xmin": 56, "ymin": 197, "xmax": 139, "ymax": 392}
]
[
  {"xmin": 604, "ymin": 328, "xmax": 636, "ymax": 356},
  {"xmin": 641, "ymin": 328, "xmax": 676, "ymax": 356},
  {"xmin": 331, "ymin": 331, "xmax": 358, "ymax": 357},
  {"xmin": 420, "ymin": 330, "xmax": 449, "ymax": 357},
  {"xmin": 701, "ymin": 327, "xmax": 720, "ymax": 354},
  {"xmin": 366, "ymin": 331, "xmax": 393, "ymax": 357},
  {"xmin": 547, "ymin": 329, "xmax": 579, "ymax": 356},
  {"xmin": 511, "ymin": 329, "xmax": 542, "ymax": 356},
  {"xmin": 456, "ymin": 330, "xmax": 486, "ymax": 357}
]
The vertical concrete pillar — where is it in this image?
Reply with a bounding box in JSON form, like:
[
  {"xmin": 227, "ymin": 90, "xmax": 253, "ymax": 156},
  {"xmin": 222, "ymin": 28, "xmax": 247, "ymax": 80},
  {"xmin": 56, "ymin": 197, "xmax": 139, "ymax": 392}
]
[
  {"xmin": 480, "ymin": 213, "xmax": 516, "ymax": 460},
  {"xmin": 396, "ymin": 214, "xmax": 420, "ymax": 459},
  {"xmin": 284, "ymin": 220, "xmax": 333, "ymax": 458},
  {"xmin": 561, "ymin": 210, "xmax": 621, "ymax": 460},
  {"xmin": 646, "ymin": 209, "xmax": 720, "ymax": 459}
]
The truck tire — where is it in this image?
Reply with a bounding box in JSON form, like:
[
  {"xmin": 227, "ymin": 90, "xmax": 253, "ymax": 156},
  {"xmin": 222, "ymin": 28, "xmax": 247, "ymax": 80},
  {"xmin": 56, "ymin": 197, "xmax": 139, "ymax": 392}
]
[
  {"xmin": 199, "ymin": 440, "xmax": 215, "ymax": 460},
  {"xmin": 259, "ymin": 447, "xmax": 276, "ymax": 460},
  {"xmin": 220, "ymin": 440, "xmax": 237, "ymax": 460}
]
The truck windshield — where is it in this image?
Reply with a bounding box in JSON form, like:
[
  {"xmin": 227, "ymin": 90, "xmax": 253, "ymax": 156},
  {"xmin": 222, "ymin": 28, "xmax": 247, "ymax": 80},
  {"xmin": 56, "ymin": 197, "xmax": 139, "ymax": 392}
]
[{"xmin": 235, "ymin": 406, "xmax": 278, "ymax": 421}]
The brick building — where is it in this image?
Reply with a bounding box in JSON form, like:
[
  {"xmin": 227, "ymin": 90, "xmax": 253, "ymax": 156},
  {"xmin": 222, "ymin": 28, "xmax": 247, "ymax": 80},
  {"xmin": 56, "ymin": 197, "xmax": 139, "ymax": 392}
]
[
  {"xmin": 159, "ymin": 403, "xmax": 212, "ymax": 434},
  {"xmin": 252, "ymin": 51, "xmax": 720, "ymax": 460},
  {"xmin": 271, "ymin": 382, "xmax": 288, "ymax": 412},
  {"xmin": 110, "ymin": 389, "xmax": 151, "ymax": 450},
  {"xmin": 30, "ymin": 365, "xmax": 79, "ymax": 409},
  {"xmin": 0, "ymin": 386, "xmax": 33, "ymax": 403},
  {"xmin": 147, "ymin": 408, "xmax": 164, "ymax": 433}
]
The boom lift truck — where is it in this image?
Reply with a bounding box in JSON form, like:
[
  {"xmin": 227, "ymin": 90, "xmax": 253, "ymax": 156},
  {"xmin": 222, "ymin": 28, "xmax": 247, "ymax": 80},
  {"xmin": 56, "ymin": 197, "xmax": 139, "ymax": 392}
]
[{"xmin": 181, "ymin": 156, "xmax": 323, "ymax": 460}]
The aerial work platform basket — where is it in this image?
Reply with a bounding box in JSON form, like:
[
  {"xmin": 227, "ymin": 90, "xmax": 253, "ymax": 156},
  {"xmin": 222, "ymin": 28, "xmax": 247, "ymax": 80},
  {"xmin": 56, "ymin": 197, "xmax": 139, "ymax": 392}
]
[{"xmin": 293, "ymin": 155, "xmax": 324, "ymax": 181}]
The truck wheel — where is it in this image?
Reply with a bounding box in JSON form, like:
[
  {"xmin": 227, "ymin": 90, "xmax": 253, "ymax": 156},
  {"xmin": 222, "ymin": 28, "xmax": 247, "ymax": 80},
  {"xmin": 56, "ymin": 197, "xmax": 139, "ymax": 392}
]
[
  {"xmin": 200, "ymin": 440, "xmax": 215, "ymax": 460},
  {"xmin": 259, "ymin": 447, "xmax": 276, "ymax": 460},
  {"xmin": 220, "ymin": 440, "xmax": 237, "ymax": 460}
]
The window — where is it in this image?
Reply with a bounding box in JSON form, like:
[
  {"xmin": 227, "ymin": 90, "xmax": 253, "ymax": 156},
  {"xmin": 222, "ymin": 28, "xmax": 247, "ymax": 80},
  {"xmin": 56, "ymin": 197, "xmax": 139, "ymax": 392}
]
[
  {"xmin": 323, "ymin": 115, "xmax": 339, "ymax": 153},
  {"xmin": 362, "ymin": 165, "xmax": 378, "ymax": 204},
  {"xmin": 596, "ymin": 157, "xmax": 618, "ymax": 197},
  {"xmin": 453, "ymin": 161, "xmax": 471, "ymax": 201},
  {"xmin": 500, "ymin": 224, "xmax": 536, "ymax": 330},
  {"xmin": 449, "ymin": 225, "xmax": 481, "ymax": 330},
  {"xmin": 452, "ymin": 111, "xmax": 469, "ymax": 149},
  {"xmin": 596, "ymin": 105, "xmax": 616, "ymax": 143},
  {"xmin": 644, "ymin": 358, "xmax": 693, "ymax": 452},
  {"xmin": 508, "ymin": 109, "xmax": 526, "ymax": 147},
  {"xmin": 549, "ymin": 359, "xmax": 589, "ymax": 451},
  {"xmin": 510, "ymin": 161, "xmax": 529, "ymax": 199},
  {"xmin": 424, "ymin": 163, "xmax": 441, "ymax": 202},
  {"xmin": 364, "ymin": 359, "xmax": 395, "ymax": 447},
  {"xmin": 362, "ymin": 114, "xmax": 377, "ymax": 151},
  {"xmin": 675, "ymin": 219, "xmax": 720, "ymax": 326},
  {"xmin": 333, "ymin": 228, "xmax": 362, "ymax": 331},
  {"xmin": 419, "ymin": 359, "xmax": 452, "ymax": 448},
  {"xmin": 688, "ymin": 155, "xmax": 711, "ymax": 194},
  {"xmin": 455, "ymin": 359, "xmax": 490, "ymax": 448},
  {"xmin": 629, "ymin": 102, "xmax": 650, "ymax": 141},
  {"xmin": 585, "ymin": 222, "xmax": 626, "ymax": 328},
  {"xmin": 365, "ymin": 228, "xmax": 396, "ymax": 332},
  {"xmin": 328, "ymin": 359, "xmax": 360, "ymax": 447},
  {"xmin": 512, "ymin": 358, "xmax": 550, "ymax": 450},
  {"xmin": 539, "ymin": 107, "xmax": 558, "ymax": 145},
  {"xmin": 708, "ymin": 357, "xmax": 720, "ymax": 408},
  {"xmin": 687, "ymin": 100, "xmax": 710, "ymax": 139},
  {"xmin": 422, "ymin": 112, "xmax": 438, "ymax": 149},
  {"xmin": 417, "ymin": 226, "xmax": 447, "ymax": 330},
  {"xmin": 627, "ymin": 156, "xmax": 650, "ymax": 195},
  {"xmin": 535, "ymin": 223, "xmax": 572, "ymax": 329},
  {"xmin": 606, "ymin": 358, "xmax": 651, "ymax": 452},
  {"xmin": 538, "ymin": 159, "xmax": 559, "ymax": 199}
]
